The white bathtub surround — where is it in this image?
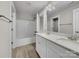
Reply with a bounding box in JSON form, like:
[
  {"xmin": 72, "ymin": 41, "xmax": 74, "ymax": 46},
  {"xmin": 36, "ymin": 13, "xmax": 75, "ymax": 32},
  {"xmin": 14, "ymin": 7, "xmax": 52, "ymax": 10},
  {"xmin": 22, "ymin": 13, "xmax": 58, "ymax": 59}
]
[
  {"xmin": 36, "ymin": 33, "xmax": 79, "ymax": 54},
  {"xmin": 15, "ymin": 20, "xmax": 36, "ymax": 48},
  {"xmin": 14, "ymin": 37, "xmax": 36, "ymax": 48}
]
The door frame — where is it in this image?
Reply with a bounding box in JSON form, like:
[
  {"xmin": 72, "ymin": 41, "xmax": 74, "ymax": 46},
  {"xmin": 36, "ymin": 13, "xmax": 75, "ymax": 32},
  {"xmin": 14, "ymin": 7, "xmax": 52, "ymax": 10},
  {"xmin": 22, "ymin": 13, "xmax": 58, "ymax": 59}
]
[
  {"xmin": 73, "ymin": 8, "xmax": 79, "ymax": 35},
  {"xmin": 11, "ymin": 2, "xmax": 16, "ymax": 48}
]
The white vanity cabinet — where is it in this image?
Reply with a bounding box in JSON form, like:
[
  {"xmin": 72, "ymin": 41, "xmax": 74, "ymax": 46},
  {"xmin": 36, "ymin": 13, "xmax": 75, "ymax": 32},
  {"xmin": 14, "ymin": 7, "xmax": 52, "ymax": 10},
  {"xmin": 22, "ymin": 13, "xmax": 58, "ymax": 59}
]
[
  {"xmin": 36, "ymin": 34, "xmax": 79, "ymax": 58},
  {"xmin": 47, "ymin": 40, "xmax": 61, "ymax": 58},
  {"xmin": 36, "ymin": 35, "xmax": 47, "ymax": 58},
  {"xmin": 47, "ymin": 40, "xmax": 79, "ymax": 58}
]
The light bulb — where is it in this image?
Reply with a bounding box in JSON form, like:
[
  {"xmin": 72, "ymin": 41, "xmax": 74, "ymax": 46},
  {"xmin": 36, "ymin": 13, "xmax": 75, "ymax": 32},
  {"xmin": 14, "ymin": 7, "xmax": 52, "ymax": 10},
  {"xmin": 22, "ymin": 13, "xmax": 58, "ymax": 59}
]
[{"xmin": 48, "ymin": 8, "xmax": 52, "ymax": 11}]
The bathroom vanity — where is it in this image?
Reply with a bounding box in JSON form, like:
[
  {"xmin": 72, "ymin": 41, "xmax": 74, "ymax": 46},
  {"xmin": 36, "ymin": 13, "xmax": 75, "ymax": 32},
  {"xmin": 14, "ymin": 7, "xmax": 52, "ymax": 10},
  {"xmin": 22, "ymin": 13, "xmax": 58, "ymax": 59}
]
[{"xmin": 36, "ymin": 33, "xmax": 79, "ymax": 58}]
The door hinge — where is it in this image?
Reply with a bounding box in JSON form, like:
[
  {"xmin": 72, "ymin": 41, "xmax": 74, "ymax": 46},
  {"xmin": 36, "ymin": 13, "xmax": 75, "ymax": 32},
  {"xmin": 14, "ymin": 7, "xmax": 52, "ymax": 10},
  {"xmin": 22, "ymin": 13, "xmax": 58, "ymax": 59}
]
[
  {"xmin": 11, "ymin": 42, "xmax": 13, "ymax": 44},
  {"xmin": 11, "ymin": 28, "xmax": 13, "ymax": 31}
]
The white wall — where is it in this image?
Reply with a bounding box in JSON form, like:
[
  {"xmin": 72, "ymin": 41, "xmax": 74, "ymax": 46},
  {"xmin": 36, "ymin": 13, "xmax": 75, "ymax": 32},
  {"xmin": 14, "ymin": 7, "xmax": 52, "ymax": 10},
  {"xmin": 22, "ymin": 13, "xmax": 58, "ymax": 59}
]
[
  {"xmin": 50, "ymin": 3, "xmax": 79, "ymax": 34},
  {"xmin": 16, "ymin": 20, "xmax": 36, "ymax": 47},
  {"xmin": 16, "ymin": 12, "xmax": 34, "ymax": 21},
  {"xmin": 16, "ymin": 20, "xmax": 36, "ymax": 39}
]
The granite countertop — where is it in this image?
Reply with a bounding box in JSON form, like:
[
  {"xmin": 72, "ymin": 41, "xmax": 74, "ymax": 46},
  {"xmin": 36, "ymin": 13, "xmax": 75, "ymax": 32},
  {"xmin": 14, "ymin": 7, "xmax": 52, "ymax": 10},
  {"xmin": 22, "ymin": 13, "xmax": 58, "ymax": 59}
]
[{"xmin": 36, "ymin": 33, "xmax": 79, "ymax": 54}]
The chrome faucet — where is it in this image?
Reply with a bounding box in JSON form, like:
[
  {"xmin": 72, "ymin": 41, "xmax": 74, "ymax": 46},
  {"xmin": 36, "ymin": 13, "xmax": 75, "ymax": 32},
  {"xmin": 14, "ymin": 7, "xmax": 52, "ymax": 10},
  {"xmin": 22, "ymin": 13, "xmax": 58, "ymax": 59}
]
[{"xmin": 68, "ymin": 34, "xmax": 79, "ymax": 41}]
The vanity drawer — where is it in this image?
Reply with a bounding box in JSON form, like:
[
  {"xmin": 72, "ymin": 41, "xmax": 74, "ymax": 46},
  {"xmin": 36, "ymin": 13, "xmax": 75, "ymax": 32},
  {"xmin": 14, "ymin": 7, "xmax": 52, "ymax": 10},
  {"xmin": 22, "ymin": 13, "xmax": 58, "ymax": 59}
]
[
  {"xmin": 47, "ymin": 40, "xmax": 79, "ymax": 58},
  {"xmin": 47, "ymin": 40, "xmax": 61, "ymax": 58}
]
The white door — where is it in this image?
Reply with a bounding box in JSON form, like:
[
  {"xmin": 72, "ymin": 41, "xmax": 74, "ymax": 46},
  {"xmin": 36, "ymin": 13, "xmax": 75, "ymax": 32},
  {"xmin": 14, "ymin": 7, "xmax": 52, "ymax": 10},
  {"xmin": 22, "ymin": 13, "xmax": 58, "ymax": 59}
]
[
  {"xmin": 0, "ymin": 18, "xmax": 11, "ymax": 57},
  {"xmin": 73, "ymin": 8, "xmax": 79, "ymax": 35}
]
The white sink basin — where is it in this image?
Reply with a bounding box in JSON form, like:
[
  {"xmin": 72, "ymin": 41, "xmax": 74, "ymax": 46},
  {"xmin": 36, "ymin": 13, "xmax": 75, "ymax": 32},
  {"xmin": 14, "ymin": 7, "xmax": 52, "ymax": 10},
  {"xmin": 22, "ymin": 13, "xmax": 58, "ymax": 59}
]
[{"xmin": 48, "ymin": 34, "xmax": 68, "ymax": 40}]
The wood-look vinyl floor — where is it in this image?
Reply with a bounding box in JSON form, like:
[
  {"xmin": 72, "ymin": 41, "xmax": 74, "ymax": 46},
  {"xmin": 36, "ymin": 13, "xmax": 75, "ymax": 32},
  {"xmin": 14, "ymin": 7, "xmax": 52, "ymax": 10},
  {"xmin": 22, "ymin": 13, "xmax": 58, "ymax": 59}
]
[{"xmin": 12, "ymin": 43, "xmax": 40, "ymax": 58}]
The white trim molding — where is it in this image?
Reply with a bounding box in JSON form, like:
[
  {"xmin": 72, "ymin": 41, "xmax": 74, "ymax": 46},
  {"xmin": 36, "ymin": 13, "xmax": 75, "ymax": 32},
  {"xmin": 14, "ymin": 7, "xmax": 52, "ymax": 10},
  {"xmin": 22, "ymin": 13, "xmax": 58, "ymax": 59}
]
[
  {"xmin": 50, "ymin": 15, "xmax": 60, "ymax": 32},
  {"xmin": 73, "ymin": 8, "xmax": 79, "ymax": 35}
]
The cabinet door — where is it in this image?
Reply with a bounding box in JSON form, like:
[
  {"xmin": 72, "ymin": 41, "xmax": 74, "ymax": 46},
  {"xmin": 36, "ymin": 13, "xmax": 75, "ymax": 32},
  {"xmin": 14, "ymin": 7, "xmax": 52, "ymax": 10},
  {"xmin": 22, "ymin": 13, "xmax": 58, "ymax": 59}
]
[
  {"xmin": 40, "ymin": 37, "xmax": 47, "ymax": 58},
  {"xmin": 53, "ymin": 43, "xmax": 79, "ymax": 58},
  {"xmin": 47, "ymin": 40, "xmax": 60, "ymax": 58},
  {"xmin": 36, "ymin": 35, "xmax": 41, "ymax": 56},
  {"xmin": 47, "ymin": 40, "xmax": 79, "ymax": 58},
  {"xmin": 47, "ymin": 48, "xmax": 60, "ymax": 58},
  {"xmin": 36, "ymin": 35, "xmax": 47, "ymax": 58}
]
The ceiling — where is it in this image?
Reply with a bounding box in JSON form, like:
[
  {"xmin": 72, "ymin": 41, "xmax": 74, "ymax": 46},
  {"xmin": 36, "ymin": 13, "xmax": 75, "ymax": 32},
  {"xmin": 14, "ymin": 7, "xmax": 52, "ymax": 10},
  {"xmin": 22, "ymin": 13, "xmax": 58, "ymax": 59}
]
[
  {"xmin": 14, "ymin": 1, "xmax": 79, "ymax": 20},
  {"xmin": 14, "ymin": 1, "xmax": 49, "ymax": 20},
  {"xmin": 47, "ymin": 1, "xmax": 79, "ymax": 18}
]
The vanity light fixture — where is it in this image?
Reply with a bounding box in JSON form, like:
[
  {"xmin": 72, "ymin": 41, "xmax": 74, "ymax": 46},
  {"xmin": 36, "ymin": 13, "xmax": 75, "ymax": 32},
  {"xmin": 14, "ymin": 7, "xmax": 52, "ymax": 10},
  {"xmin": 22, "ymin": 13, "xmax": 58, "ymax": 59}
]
[
  {"xmin": 48, "ymin": 6, "xmax": 56, "ymax": 11},
  {"xmin": 47, "ymin": 3, "xmax": 56, "ymax": 11},
  {"xmin": 48, "ymin": 7, "xmax": 52, "ymax": 11},
  {"xmin": 47, "ymin": 4, "xmax": 51, "ymax": 11}
]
